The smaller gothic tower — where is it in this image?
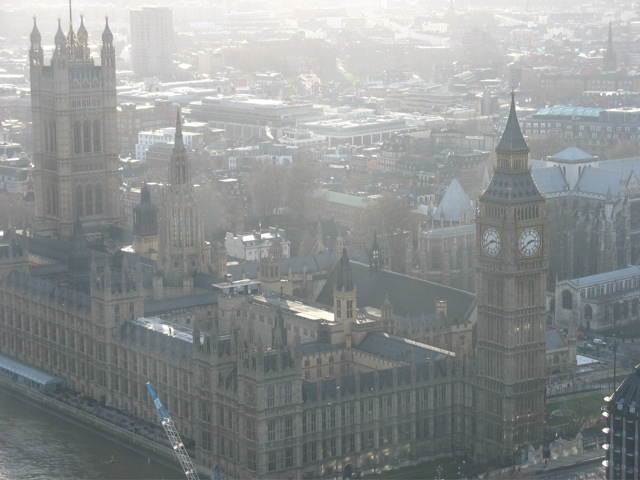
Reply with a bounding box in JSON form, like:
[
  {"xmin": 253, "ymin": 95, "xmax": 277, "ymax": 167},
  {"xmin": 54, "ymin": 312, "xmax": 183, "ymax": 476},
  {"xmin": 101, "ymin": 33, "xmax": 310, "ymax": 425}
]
[
  {"xmin": 334, "ymin": 248, "xmax": 357, "ymax": 345},
  {"xmin": 370, "ymin": 230, "xmax": 382, "ymax": 274},
  {"xmin": 603, "ymin": 21, "xmax": 617, "ymax": 72},
  {"xmin": 380, "ymin": 295, "xmax": 395, "ymax": 334},
  {"xmin": 159, "ymin": 108, "xmax": 211, "ymax": 287},
  {"xmin": 133, "ymin": 183, "xmax": 159, "ymax": 260}
]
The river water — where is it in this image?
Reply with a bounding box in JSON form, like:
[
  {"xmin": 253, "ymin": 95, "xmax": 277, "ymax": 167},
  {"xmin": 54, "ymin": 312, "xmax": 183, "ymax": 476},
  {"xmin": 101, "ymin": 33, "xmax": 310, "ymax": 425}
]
[{"xmin": 0, "ymin": 390, "xmax": 184, "ymax": 479}]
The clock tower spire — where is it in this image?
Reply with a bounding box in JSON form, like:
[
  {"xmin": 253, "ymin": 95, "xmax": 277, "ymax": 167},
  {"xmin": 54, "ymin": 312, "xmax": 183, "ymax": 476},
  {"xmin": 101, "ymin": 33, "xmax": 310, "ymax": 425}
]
[{"xmin": 475, "ymin": 91, "xmax": 548, "ymax": 465}]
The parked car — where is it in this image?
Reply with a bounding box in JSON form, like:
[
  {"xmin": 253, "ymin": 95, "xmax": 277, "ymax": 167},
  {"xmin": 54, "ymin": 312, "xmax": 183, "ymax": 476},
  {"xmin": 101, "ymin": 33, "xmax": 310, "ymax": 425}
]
[
  {"xmin": 576, "ymin": 332, "xmax": 587, "ymax": 340},
  {"xmin": 593, "ymin": 338, "xmax": 607, "ymax": 345}
]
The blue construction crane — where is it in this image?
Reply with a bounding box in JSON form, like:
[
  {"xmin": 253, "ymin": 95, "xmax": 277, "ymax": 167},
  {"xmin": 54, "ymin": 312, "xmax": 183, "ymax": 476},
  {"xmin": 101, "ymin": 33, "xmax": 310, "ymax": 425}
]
[{"xmin": 146, "ymin": 382, "xmax": 200, "ymax": 480}]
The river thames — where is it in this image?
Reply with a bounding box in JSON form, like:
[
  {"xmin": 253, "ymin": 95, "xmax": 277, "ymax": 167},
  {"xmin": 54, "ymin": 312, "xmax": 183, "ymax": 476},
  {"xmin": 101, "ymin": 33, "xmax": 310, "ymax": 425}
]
[{"xmin": 0, "ymin": 389, "xmax": 184, "ymax": 479}]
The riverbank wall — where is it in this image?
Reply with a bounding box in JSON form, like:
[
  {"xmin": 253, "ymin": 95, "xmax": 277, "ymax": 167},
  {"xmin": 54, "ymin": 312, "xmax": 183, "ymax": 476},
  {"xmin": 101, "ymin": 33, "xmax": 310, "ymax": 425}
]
[{"xmin": 0, "ymin": 376, "xmax": 211, "ymax": 479}]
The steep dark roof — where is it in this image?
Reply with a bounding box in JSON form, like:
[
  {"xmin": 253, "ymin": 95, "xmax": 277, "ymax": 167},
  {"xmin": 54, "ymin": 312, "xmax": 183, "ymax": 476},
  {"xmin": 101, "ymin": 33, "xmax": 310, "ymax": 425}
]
[
  {"xmin": 496, "ymin": 93, "xmax": 529, "ymax": 154},
  {"xmin": 144, "ymin": 292, "xmax": 219, "ymax": 316},
  {"xmin": 480, "ymin": 170, "xmax": 544, "ymax": 204},
  {"xmin": 316, "ymin": 261, "xmax": 476, "ymax": 322}
]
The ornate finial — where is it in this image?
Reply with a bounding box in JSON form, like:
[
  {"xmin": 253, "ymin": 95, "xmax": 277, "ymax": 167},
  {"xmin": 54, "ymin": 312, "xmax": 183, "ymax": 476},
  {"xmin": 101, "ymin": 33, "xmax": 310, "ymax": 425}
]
[{"xmin": 510, "ymin": 78, "xmax": 516, "ymax": 97}]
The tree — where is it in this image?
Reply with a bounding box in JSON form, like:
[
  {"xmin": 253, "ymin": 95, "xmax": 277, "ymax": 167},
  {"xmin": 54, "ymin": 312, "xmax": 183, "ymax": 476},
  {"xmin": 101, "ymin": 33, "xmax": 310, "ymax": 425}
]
[
  {"xmin": 0, "ymin": 193, "xmax": 34, "ymax": 229},
  {"xmin": 353, "ymin": 194, "xmax": 415, "ymax": 273},
  {"xmin": 606, "ymin": 139, "xmax": 639, "ymax": 160},
  {"xmin": 527, "ymin": 134, "xmax": 574, "ymax": 160},
  {"xmin": 247, "ymin": 163, "xmax": 319, "ymax": 225}
]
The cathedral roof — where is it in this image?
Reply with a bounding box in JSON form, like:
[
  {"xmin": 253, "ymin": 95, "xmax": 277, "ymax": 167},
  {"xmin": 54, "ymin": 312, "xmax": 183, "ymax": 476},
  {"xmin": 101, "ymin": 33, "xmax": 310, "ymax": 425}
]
[
  {"xmin": 495, "ymin": 92, "xmax": 529, "ymax": 154},
  {"xmin": 531, "ymin": 166, "xmax": 569, "ymax": 195},
  {"xmin": 432, "ymin": 178, "xmax": 474, "ymax": 223},
  {"xmin": 574, "ymin": 167, "xmax": 622, "ymax": 196},
  {"xmin": 547, "ymin": 147, "xmax": 596, "ymax": 164},
  {"xmin": 565, "ymin": 265, "xmax": 640, "ymax": 288}
]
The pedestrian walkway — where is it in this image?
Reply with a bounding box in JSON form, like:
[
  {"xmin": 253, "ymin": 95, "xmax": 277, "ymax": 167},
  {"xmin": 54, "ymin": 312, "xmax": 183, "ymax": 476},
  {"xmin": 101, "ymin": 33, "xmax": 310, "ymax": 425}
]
[{"xmin": 485, "ymin": 449, "xmax": 604, "ymax": 479}]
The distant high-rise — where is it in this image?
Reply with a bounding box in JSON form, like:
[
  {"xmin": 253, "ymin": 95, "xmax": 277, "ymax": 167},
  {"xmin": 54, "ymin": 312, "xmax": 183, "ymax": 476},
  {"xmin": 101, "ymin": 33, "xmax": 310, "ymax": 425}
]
[
  {"xmin": 130, "ymin": 7, "xmax": 173, "ymax": 80},
  {"xmin": 30, "ymin": 15, "xmax": 121, "ymax": 239}
]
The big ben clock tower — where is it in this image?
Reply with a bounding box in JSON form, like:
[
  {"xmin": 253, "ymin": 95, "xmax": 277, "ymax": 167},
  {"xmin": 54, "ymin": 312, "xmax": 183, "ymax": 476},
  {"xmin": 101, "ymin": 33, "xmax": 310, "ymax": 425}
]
[{"xmin": 475, "ymin": 91, "xmax": 547, "ymax": 464}]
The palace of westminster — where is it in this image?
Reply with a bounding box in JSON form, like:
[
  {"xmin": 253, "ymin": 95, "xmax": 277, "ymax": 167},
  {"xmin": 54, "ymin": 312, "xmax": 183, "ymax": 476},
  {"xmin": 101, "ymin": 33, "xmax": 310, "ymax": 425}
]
[{"xmin": 0, "ymin": 16, "xmax": 550, "ymax": 479}]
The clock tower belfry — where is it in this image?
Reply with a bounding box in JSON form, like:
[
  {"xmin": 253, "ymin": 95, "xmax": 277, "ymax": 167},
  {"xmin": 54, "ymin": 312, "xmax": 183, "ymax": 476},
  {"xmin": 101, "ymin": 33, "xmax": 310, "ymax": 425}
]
[{"xmin": 475, "ymin": 91, "xmax": 548, "ymax": 464}]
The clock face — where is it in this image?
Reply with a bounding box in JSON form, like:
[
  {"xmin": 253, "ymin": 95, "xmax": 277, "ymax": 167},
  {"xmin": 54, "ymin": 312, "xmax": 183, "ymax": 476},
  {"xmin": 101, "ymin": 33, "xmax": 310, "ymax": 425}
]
[
  {"xmin": 519, "ymin": 227, "xmax": 542, "ymax": 257},
  {"xmin": 482, "ymin": 227, "xmax": 501, "ymax": 256}
]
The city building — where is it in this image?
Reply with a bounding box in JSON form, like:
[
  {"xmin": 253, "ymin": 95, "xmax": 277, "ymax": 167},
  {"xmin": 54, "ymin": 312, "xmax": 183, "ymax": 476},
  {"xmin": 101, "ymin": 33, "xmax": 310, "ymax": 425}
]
[
  {"xmin": 189, "ymin": 96, "xmax": 324, "ymax": 141},
  {"xmin": 135, "ymin": 127, "xmax": 202, "ymax": 163},
  {"xmin": 130, "ymin": 7, "xmax": 174, "ymax": 80},
  {"xmin": 552, "ymin": 266, "xmax": 640, "ymax": 332},
  {"xmin": 29, "ymin": 16, "xmax": 121, "ymax": 239},
  {"xmin": 117, "ymin": 100, "xmax": 176, "ymax": 157},
  {"xmin": 224, "ymin": 228, "xmax": 290, "ymax": 261},
  {"xmin": 0, "ymin": 24, "xmax": 552, "ymax": 478}
]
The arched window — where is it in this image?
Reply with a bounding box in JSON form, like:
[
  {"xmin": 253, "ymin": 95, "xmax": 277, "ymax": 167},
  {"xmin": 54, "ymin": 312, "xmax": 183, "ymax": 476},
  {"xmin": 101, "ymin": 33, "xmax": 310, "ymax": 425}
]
[
  {"xmin": 85, "ymin": 184, "xmax": 93, "ymax": 216},
  {"xmin": 50, "ymin": 120, "xmax": 57, "ymax": 153},
  {"xmin": 44, "ymin": 120, "xmax": 50, "ymax": 153},
  {"xmin": 95, "ymin": 183, "xmax": 103, "ymax": 214},
  {"xmin": 73, "ymin": 122, "xmax": 82, "ymax": 154},
  {"xmin": 75, "ymin": 184, "xmax": 83, "ymax": 217},
  {"xmin": 584, "ymin": 304, "xmax": 593, "ymax": 320},
  {"xmin": 562, "ymin": 290, "xmax": 572, "ymax": 309},
  {"xmin": 83, "ymin": 121, "xmax": 92, "ymax": 152},
  {"xmin": 93, "ymin": 120, "xmax": 101, "ymax": 152}
]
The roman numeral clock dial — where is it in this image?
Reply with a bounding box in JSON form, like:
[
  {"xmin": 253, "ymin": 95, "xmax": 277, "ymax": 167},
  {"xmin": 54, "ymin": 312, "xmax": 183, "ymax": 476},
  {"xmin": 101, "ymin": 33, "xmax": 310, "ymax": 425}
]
[
  {"xmin": 519, "ymin": 227, "xmax": 541, "ymax": 257},
  {"xmin": 481, "ymin": 227, "xmax": 501, "ymax": 256}
]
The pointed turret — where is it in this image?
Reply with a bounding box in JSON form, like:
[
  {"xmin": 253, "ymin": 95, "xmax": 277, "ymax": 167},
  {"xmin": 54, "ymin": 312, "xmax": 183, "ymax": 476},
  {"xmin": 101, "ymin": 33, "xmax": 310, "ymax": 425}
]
[
  {"xmin": 101, "ymin": 15, "xmax": 113, "ymax": 45},
  {"xmin": 169, "ymin": 108, "xmax": 189, "ymax": 186},
  {"xmin": 77, "ymin": 14, "xmax": 88, "ymax": 46},
  {"xmin": 54, "ymin": 19, "xmax": 66, "ymax": 55},
  {"xmin": 101, "ymin": 16, "xmax": 115, "ymax": 69},
  {"xmin": 495, "ymin": 90, "xmax": 529, "ymax": 156},
  {"xmin": 603, "ymin": 21, "xmax": 617, "ymax": 72},
  {"xmin": 30, "ymin": 17, "xmax": 41, "ymax": 44},
  {"xmin": 336, "ymin": 247, "xmax": 353, "ymax": 291},
  {"xmin": 29, "ymin": 17, "xmax": 43, "ymax": 67}
]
